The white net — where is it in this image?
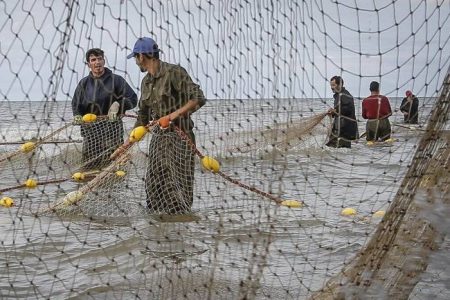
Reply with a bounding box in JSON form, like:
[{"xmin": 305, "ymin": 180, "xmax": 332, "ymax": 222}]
[
  {"xmin": 224, "ymin": 112, "xmax": 331, "ymax": 154},
  {"xmin": 78, "ymin": 118, "xmax": 125, "ymax": 171},
  {"xmin": 1, "ymin": 1, "xmax": 450, "ymax": 299}
]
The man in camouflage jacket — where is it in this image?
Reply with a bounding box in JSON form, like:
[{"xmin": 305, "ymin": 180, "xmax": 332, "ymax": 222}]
[{"xmin": 127, "ymin": 37, "xmax": 206, "ymax": 214}]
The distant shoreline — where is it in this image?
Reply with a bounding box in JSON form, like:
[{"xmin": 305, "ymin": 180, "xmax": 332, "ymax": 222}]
[{"xmin": 1, "ymin": 96, "xmax": 436, "ymax": 102}]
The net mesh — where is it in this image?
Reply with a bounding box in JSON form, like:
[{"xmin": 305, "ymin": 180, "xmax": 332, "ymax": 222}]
[
  {"xmin": 144, "ymin": 127, "xmax": 195, "ymax": 214},
  {"xmin": 225, "ymin": 112, "xmax": 331, "ymax": 153},
  {"xmin": 1, "ymin": 1, "xmax": 450, "ymax": 299},
  {"xmin": 79, "ymin": 118, "xmax": 125, "ymax": 170}
]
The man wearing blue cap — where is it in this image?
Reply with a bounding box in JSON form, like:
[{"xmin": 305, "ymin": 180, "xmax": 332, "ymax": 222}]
[{"xmin": 127, "ymin": 37, "xmax": 206, "ymax": 214}]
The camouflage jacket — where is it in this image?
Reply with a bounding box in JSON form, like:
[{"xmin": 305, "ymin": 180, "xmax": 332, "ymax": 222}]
[{"xmin": 135, "ymin": 61, "xmax": 206, "ymax": 132}]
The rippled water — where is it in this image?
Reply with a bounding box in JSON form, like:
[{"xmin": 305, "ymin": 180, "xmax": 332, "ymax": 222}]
[{"xmin": 0, "ymin": 98, "xmax": 438, "ymax": 298}]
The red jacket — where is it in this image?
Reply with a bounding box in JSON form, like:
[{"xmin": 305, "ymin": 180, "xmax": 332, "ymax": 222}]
[{"xmin": 362, "ymin": 95, "xmax": 392, "ymax": 119}]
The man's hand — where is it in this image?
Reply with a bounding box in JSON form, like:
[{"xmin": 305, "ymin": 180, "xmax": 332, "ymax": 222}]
[
  {"xmin": 108, "ymin": 101, "xmax": 120, "ymax": 121},
  {"xmin": 327, "ymin": 108, "xmax": 336, "ymax": 116},
  {"xmin": 73, "ymin": 115, "xmax": 83, "ymax": 125},
  {"xmin": 158, "ymin": 115, "xmax": 171, "ymax": 129}
]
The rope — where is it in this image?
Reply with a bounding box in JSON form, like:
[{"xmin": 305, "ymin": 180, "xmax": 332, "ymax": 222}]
[
  {"xmin": 0, "ymin": 140, "xmax": 82, "ymax": 145},
  {"xmin": 41, "ymin": 120, "xmax": 158, "ymax": 214},
  {"xmin": 40, "ymin": 152, "xmax": 131, "ymax": 214},
  {"xmin": 391, "ymin": 123, "xmax": 426, "ymax": 131},
  {"xmin": 173, "ymin": 126, "xmax": 285, "ymax": 205},
  {"xmin": 0, "ymin": 123, "xmax": 73, "ymax": 164},
  {"xmin": 0, "ymin": 170, "xmax": 103, "ymax": 194},
  {"xmin": 0, "ymin": 179, "xmax": 68, "ymax": 194},
  {"xmin": 227, "ymin": 112, "xmax": 329, "ymax": 153}
]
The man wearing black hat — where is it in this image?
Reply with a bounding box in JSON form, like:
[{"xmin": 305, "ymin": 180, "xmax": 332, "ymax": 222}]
[
  {"xmin": 127, "ymin": 37, "xmax": 206, "ymax": 214},
  {"xmin": 400, "ymin": 90, "xmax": 419, "ymax": 124}
]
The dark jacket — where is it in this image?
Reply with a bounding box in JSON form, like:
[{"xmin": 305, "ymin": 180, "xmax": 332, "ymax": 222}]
[
  {"xmin": 330, "ymin": 87, "xmax": 359, "ymax": 140},
  {"xmin": 400, "ymin": 96, "xmax": 419, "ymax": 124},
  {"xmin": 72, "ymin": 68, "xmax": 137, "ymax": 116}
]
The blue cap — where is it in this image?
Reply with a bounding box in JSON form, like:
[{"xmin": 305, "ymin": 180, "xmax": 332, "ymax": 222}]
[{"xmin": 127, "ymin": 37, "xmax": 160, "ymax": 59}]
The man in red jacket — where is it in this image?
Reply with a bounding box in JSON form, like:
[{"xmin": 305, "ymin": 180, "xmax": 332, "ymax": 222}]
[{"xmin": 361, "ymin": 81, "xmax": 392, "ymax": 141}]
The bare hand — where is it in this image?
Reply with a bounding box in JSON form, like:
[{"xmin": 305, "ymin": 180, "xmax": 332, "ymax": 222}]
[{"xmin": 158, "ymin": 115, "xmax": 171, "ymax": 129}]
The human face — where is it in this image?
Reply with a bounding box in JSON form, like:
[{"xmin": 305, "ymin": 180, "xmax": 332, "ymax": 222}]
[
  {"xmin": 134, "ymin": 54, "xmax": 146, "ymax": 73},
  {"xmin": 88, "ymin": 55, "xmax": 105, "ymax": 78},
  {"xmin": 330, "ymin": 79, "xmax": 341, "ymax": 94}
]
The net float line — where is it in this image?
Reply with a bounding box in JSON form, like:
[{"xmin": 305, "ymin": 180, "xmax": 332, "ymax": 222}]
[{"xmin": 172, "ymin": 126, "xmax": 303, "ymax": 208}]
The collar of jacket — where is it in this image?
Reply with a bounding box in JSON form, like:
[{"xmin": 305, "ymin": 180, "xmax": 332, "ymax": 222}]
[
  {"xmin": 334, "ymin": 87, "xmax": 349, "ymax": 97},
  {"xmin": 144, "ymin": 61, "xmax": 167, "ymax": 83},
  {"xmin": 89, "ymin": 67, "xmax": 112, "ymax": 79}
]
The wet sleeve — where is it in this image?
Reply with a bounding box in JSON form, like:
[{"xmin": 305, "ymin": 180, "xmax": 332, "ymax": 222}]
[
  {"xmin": 134, "ymin": 97, "xmax": 150, "ymax": 128},
  {"xmin": 332, "ymin": 94, "xmax": 339, "ymax": 113},
  {"xmin": 72, "ymin": 81, "xmax": 85, "ymax": 116},
  {"xmin": 134, "ymin": 78, "xmax": 151, "ymax": 128},
  {"xmin": 385, "ymin": 96, "xmax": 392, "ymax": 114},
  {"xmin": 362, "ymin": 100, "xmax": 368, "ymax": 119},
  {"xmin": 116, "ymin": 76, "xmax": 138, "ymax": 112},
  {"xmin": 172, "ymin": 66, "xmax": 206, "ymax": 108},
  {"xmin": 412, "ymin": 97, "xmax": 419, "ymax": 113},
  {"xmin": 400, "ymin": 98, "xmax": 407, "ymax": 112},
  {"xmin": 339, "ymin": 94, "xmax": 354, "ymax": 116}
]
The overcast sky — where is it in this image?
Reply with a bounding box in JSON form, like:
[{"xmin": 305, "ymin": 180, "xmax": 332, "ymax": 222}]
[{"xmin": 1, "ymin": 0, "xmax": 449, "ymax": 102}]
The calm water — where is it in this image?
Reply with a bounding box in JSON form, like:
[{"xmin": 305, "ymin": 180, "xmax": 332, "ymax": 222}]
[{"xmin": 0, "ymin": 98, "xmax": 442, "ymax": 299}]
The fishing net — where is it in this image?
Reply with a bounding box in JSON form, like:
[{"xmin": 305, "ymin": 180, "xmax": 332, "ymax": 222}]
[
  {"xmin": 225, "ymin": 112, "xmax": 331, "ymax": 153},
  {"xmin": 79, "ymin": 118, "xmax": 125, "ymax": 171},
  {"xmin": 39, "ymin": 121, "xmax": 199, "ymax": 218},
  {"xmin": 313, "ymin": 71, "xmax": 450, "ymax": 299},
  {"xmin": 36, "ymin": 117, "xmax": 306, "ymax": 218},
  {"xmin": 0, "ymin": 123, "xmax": 76, "ymax": 166},
  {"xmin": 1, "ymin": 1, "xmax": 450, "ymax": 299},
  {"xmin": 0, "ymin": 116, "xmax": 142, "ymax": 217},
  {"xmin": 143, "ymin": 127, "xmax": 196, "ymax": 214}
]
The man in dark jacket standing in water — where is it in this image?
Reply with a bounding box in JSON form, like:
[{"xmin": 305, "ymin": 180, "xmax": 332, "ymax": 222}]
[
  {"xmin": 326, "ymin": 76, "xmax": 359, "ymax": 148},
  {"xmin": 400, "ymin": 90, "xmax": 419, "ymax": 124},
  {"xmin": 72, "ymin": 48, "xmax": 137, "ymax": 169}
]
